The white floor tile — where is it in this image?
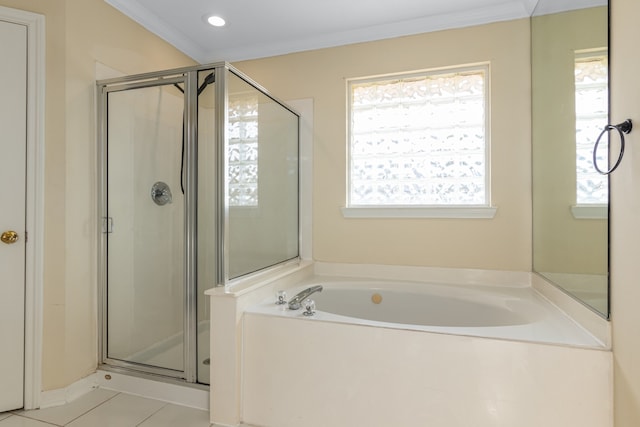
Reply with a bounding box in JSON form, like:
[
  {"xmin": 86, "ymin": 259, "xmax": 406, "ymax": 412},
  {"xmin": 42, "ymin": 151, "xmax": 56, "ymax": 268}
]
[
  {"xmin": 3, "ymin": 390, "xmax": 213, "ymax": 427},
  {"xmin": 0, "ymin": 415, "xmax": 57, "ymax": 426},
  {"xmin": 138, "ymin": 404, "xmax": 210, "ymax": 427},
  {"xmin": 66, "ymin": 394, "xmax": 165, "ymax": 427},
  {"xmin": 17, "ymin": 389, "xmax": 117, "ymax": 426}
]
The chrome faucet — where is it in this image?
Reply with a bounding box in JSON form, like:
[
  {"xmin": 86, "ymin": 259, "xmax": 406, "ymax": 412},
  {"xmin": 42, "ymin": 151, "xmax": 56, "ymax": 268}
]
[{"xmin": 288, "ymin": 285, "xmax": 323, "ymax": 310}]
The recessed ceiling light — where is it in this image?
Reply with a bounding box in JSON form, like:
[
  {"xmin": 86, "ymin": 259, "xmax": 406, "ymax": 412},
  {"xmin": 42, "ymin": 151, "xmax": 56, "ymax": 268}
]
[{"xmin": 207, "ymin": 15, "xmax": 226, "ymax": 27}]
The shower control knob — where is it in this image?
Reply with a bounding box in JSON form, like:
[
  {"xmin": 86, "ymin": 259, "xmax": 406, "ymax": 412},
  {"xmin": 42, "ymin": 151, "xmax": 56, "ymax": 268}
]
[
  {"xmin": 151, "ymin": 181, "xmax": 172, "ymax": 206},
  {"xmin": 1, "ymin": 230, "xmax": 18, "ymax": 244}
]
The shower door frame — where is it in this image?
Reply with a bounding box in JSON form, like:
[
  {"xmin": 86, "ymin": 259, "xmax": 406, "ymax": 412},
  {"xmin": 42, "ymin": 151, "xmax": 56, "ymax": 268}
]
[{"xmin": 97, "ymin": 65, "xmax": 215, "ymax": 383}]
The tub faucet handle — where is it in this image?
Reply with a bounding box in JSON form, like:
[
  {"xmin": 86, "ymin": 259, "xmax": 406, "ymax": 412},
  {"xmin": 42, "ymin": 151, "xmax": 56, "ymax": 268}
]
[
  {"xmin": 303, "ymin": 299, "xmax": 316, "ymax": 316},
  {"xmin": 275, "ymin": 290, "xmax": 287, "ymax": 305}
]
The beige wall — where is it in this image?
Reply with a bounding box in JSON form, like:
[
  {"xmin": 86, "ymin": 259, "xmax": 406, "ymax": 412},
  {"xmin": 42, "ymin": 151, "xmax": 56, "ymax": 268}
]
[
  {"xmin": 0, "ymin": 0, "xmax": 194, "ymax": 391},
  {"xmin": 235, "ymin": 18, "xmax": 532, "ymax": 271},
  {"xmin": 611, "ymin": 0, "xmax": 640, "ymax": 424}
]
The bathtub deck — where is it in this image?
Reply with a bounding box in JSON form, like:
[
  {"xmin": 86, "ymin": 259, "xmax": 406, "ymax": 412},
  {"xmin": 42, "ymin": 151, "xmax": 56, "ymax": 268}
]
[{"xmin": 247, "ymin": 281, "xmax": 604, "ymax": 349}]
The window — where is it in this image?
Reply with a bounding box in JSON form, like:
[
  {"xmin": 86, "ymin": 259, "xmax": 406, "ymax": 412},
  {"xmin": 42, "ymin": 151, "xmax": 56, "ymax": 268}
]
[
  {"xmin": 228, "ymin": 94, "xmax": 259, "ymax": 207},
  {"xmin": 575, "ymin": 51, "xmax": 608, "ymax": 206},
  {"xmin": 346, "ymin": 65, "xmax": 491, "ymax": 217}
]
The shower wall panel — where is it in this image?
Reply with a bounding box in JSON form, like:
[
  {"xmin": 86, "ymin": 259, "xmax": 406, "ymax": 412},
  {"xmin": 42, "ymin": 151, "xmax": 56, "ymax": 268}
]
[{"xmin": 227, "ymin": 73, "xmax": 299, "ymax": 279}]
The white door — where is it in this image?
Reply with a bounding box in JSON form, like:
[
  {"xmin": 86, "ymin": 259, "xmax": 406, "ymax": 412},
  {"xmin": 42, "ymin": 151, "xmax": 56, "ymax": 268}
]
[{"xmin": 0, "ymin": 19, "xmax": 27, "ymax": 412}]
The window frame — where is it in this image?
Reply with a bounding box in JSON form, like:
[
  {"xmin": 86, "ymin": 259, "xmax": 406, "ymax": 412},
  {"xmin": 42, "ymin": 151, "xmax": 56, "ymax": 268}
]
[{"xmin": 343, "ymin": 63, "xmax": 495, "ymax": 219}]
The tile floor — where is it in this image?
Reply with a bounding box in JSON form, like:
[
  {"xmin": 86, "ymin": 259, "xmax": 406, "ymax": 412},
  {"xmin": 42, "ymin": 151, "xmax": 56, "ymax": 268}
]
[{"xmin": 0, "ymin": 389, "xmax": 212, "ymax": 427}]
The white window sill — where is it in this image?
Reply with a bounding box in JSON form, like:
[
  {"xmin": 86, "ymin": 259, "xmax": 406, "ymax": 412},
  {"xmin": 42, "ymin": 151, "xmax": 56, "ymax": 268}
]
[
  {"xmin": 571, "ymin": 204, "xmax": 608, "ymax": 220},
  {"xmin": 341, "ymin": 206, "xmax": 497, "ymax": 219}
]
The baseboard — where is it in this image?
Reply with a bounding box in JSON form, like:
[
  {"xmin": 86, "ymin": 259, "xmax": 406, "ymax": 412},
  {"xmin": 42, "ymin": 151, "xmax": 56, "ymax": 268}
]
[
  {"xmin": 38, "ymin": 369, "xmax": 209, "ymax": 412},
  {"xmin": 39, "ymin": 373, "xmax": 100, "ymax": 409}
]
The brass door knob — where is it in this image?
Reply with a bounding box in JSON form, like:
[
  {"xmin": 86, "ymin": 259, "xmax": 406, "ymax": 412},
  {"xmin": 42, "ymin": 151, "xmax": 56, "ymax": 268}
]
[{"xmin": 1, "ymin": 231, "xmax": 19, "ymax": 244}]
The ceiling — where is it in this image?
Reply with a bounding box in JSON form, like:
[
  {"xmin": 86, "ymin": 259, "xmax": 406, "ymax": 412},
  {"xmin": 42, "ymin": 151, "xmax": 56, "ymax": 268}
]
[{"xmin": 105, "ymin": 0, "xmax": 606, "ymax": 64}]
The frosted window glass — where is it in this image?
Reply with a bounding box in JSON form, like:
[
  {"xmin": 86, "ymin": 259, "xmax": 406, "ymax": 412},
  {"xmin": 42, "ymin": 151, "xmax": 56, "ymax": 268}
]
[
  {"xmin": 348, "ymin": 66, "xmax": 488, "ymax": 206},
  {"xmin": 229, "ymin": 95, "xmax": 259, "ymax": 206},
  {"xmin": 575, "ymin": 53, "xmax": 608, "ymax": 204}
]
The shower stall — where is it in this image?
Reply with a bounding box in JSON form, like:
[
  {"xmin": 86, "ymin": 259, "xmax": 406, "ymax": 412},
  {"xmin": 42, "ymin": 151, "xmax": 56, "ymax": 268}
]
[{"xmin": 97, "ymin": 63, "xmax": 300, "ymax": 385}]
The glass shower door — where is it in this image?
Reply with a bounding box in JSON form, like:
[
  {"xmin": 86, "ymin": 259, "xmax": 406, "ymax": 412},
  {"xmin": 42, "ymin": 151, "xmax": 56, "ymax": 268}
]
[{"xmin": 105, "ymin": 80, "xmax": 186, "ymax": 375}]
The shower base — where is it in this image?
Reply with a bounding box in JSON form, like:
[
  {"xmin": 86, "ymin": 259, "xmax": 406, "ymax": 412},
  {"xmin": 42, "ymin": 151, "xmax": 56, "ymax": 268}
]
[
  {"xmin": 101, "ymin": 320, "xmax": 210, "ymax": 392},
  {"xmin": 95, "ymin": 369, "xmax": 209, "ymax": 410}
]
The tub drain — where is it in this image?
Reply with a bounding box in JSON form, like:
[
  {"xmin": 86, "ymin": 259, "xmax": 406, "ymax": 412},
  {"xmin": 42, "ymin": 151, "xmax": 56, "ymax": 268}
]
[{"xmin": 371, "ymin": 293, "xmax": 383, "ymax": 304}]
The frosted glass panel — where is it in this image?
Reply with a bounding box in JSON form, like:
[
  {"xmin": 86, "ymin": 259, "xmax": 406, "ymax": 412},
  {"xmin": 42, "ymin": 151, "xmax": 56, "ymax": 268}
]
[
  {"xmin": 227, "ymin": 72, "xmax": 299, "ymax": 279},
  {"xmin": 349, "ymin": 68, "xmax": 487, "ymax": 206},
  {"xmin": 106, "ymin": 83, "xmax": 185, "ymax": 371},
  {"xmin": 575, "ymin": 54, "xmax": 608, "ymax": 204}
]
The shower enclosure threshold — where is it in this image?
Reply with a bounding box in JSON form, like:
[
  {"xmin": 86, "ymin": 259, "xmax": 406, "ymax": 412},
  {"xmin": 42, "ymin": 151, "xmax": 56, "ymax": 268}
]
[{"xmin": 95, "ymin": 369, "xmax": 209, "ymax": 410}]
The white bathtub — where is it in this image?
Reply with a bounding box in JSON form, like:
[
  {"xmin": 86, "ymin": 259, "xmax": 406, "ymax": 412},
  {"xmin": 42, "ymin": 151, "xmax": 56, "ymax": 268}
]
[
  {"xmin": 241, "ymin": 276, "xmax": 612, "ymax": 427},
  {"xmin": 248, "ymin": 279, "xmax": 602, "ymax": 347}
]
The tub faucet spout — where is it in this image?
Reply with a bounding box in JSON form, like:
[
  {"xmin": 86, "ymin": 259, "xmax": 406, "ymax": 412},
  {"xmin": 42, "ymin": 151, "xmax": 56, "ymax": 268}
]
[{"xmin": 288, "ymin": 285, "xmax": 323, "ymax": 310}]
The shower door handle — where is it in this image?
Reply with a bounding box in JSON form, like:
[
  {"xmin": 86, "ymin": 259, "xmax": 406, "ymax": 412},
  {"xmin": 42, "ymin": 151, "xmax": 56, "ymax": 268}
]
[{"xmin": 102, "ymin": 217, "xmax": 114, "ymax": 234}]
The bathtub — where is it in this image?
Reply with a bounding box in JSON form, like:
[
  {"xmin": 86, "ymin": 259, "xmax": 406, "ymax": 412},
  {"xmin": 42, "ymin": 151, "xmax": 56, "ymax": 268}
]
[
  {"xmin": 248, "ymin": 279, "xmax": 602, "ymax": 347},
  {"xmin": 241, "ymin": 277, "xmax": 612, "ymax": 427}
]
